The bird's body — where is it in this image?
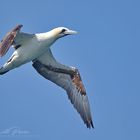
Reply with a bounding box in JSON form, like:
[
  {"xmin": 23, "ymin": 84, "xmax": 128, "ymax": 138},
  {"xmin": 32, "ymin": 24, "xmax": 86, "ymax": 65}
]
[
  {"xmin": 0, "ymin": 28, "xmax": 63, "ymax": 73},
  {"xmin": 0, "ymin": 25, "xmax": 94, "ymax": 128}
]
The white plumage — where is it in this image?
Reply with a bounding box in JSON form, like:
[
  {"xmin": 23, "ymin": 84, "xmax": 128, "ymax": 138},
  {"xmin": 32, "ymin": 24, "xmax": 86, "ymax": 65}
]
[{"xmin": 0, "ymin": 25, "xmax": 93, "ymax": 128}]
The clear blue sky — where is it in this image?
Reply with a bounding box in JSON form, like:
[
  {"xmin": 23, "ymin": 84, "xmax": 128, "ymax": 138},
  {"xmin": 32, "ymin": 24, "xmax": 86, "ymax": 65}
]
[{"xmin": 0, "ymin": 0, "xmax": 140, "ymax": 140}]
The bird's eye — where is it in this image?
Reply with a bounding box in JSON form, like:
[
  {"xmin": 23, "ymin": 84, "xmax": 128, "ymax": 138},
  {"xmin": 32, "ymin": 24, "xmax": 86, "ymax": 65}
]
[{"xmin": 60, "ymin": 29, "xmax": 66, "ymax": 34}]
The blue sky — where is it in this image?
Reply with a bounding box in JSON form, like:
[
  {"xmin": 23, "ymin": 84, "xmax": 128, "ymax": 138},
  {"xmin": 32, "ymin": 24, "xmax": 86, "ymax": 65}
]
[{"xmin": 0, "ymin": 0, "xmax": 140, "ymax": 140}]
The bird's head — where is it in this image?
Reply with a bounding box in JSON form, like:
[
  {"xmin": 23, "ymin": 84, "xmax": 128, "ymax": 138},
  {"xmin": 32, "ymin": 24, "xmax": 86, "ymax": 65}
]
[{"xmin": 50, "ymin": 27, "xmax": 77, "ymax": 39}]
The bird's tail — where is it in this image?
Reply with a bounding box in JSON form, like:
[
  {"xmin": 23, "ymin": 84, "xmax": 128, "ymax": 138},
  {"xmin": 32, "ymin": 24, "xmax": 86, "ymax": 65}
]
[
  {"xmin": 0, "ymin": 67, "xmax": 9, "ymax": 75},
  {"xmin": 0, "ymin": 58, "xmax": 14, "ymax": 75},
  {"xmin": 0, "ymin": 54, "xmax": 18, "ymax": 75}
]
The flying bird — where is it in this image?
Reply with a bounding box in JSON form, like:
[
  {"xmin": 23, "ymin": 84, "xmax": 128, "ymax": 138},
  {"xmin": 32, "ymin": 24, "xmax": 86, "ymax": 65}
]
[{"xmin": 0, "ymin": 25, "xmax": 94, "ymax": 128}]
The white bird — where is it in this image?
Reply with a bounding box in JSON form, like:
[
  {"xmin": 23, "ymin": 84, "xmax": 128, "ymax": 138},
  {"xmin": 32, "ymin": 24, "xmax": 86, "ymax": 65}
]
[{"xmin": 0, "ymin": 25, "xmax": 94, "ymax": 128}]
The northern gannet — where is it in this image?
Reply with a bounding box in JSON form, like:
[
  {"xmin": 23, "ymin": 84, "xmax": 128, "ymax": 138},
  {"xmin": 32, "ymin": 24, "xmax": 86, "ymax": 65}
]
[{"xmin": 0, "ymin": 25, "xmax": 94, "ymax": 128}]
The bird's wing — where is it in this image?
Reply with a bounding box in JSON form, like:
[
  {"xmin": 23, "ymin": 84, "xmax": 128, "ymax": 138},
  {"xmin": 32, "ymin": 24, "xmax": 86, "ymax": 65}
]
[
  {"xmin": 32, "ymin": 49, "xmax": 94, "ymax": 128},
  {"xmin": 0, "ymin": 24, "xmax": 35, "ymax": 57},
  {"xmin": 13, "ymin": 32, "xmax": 35, "ymax": 49},
  {"xmin": 0, "ymin": 24, "xmax": 23, "ymax": 57}
]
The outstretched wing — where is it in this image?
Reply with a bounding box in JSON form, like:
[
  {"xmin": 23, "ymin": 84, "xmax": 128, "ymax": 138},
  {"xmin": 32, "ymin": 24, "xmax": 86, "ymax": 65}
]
[
  {"xmin": 0, "ymin": 24, "xmax": 23, "ymax": 57},
  {"xmin": 32, "ymin": 49, "xmax": 94, "ymax": 128}
]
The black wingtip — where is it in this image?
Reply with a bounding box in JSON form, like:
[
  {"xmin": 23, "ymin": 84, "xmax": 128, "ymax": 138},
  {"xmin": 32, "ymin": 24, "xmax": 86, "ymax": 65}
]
[
  {"xmin": 13, "ymin": 24, "xmax": 23, "ymax": 32},
  {"xmin": 90, "ymin": 120, "xmax": 94, "ymax": 128},
  {"xmin": 18, "ymin": 24, "xmax": 23, "ymax": 28},
  {"xmin": 86, "ymin": 120, "xmax": 94, "ymax": 129}
]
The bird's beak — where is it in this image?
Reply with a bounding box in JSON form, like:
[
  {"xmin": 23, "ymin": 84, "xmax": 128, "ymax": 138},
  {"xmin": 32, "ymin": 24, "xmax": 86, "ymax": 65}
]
[{"xmin": 65, "ymin": 30, "xmax": 78, "ymax": 35}]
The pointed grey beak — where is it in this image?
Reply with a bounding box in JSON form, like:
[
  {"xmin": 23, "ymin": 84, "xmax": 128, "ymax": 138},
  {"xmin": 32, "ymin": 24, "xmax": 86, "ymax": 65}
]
[{"xmin": 65, "ymin": 30, "xmax": 78, "ymax": 35}]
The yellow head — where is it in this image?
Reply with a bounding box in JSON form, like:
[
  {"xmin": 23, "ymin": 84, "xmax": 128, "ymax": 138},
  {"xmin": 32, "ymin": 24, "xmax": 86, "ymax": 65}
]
[{"xmin": 49, "ymin": 27, "xmax": 77, "ymax": 39}]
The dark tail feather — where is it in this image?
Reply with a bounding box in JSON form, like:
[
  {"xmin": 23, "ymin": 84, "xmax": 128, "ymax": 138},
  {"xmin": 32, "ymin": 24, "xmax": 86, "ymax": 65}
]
[{"xmin": 0, "ymin": 67, "xmax": 9, "ymax": 75}]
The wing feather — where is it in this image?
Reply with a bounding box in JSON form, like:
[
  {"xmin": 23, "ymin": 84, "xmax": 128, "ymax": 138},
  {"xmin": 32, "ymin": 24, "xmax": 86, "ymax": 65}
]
[
  {"xmin": 0, "ymin": 24, "xmax": 23, "ymax": 57},
  {"xmin": 32, "ymin": 49, "xmax": 94, "ymax": 128}
]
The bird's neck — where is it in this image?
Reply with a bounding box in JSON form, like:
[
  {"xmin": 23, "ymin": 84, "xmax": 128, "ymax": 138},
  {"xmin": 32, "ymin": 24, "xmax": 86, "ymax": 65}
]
[{"xmin": 36, "ymin": 32, "xmax": 57, "ymax": 47}]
